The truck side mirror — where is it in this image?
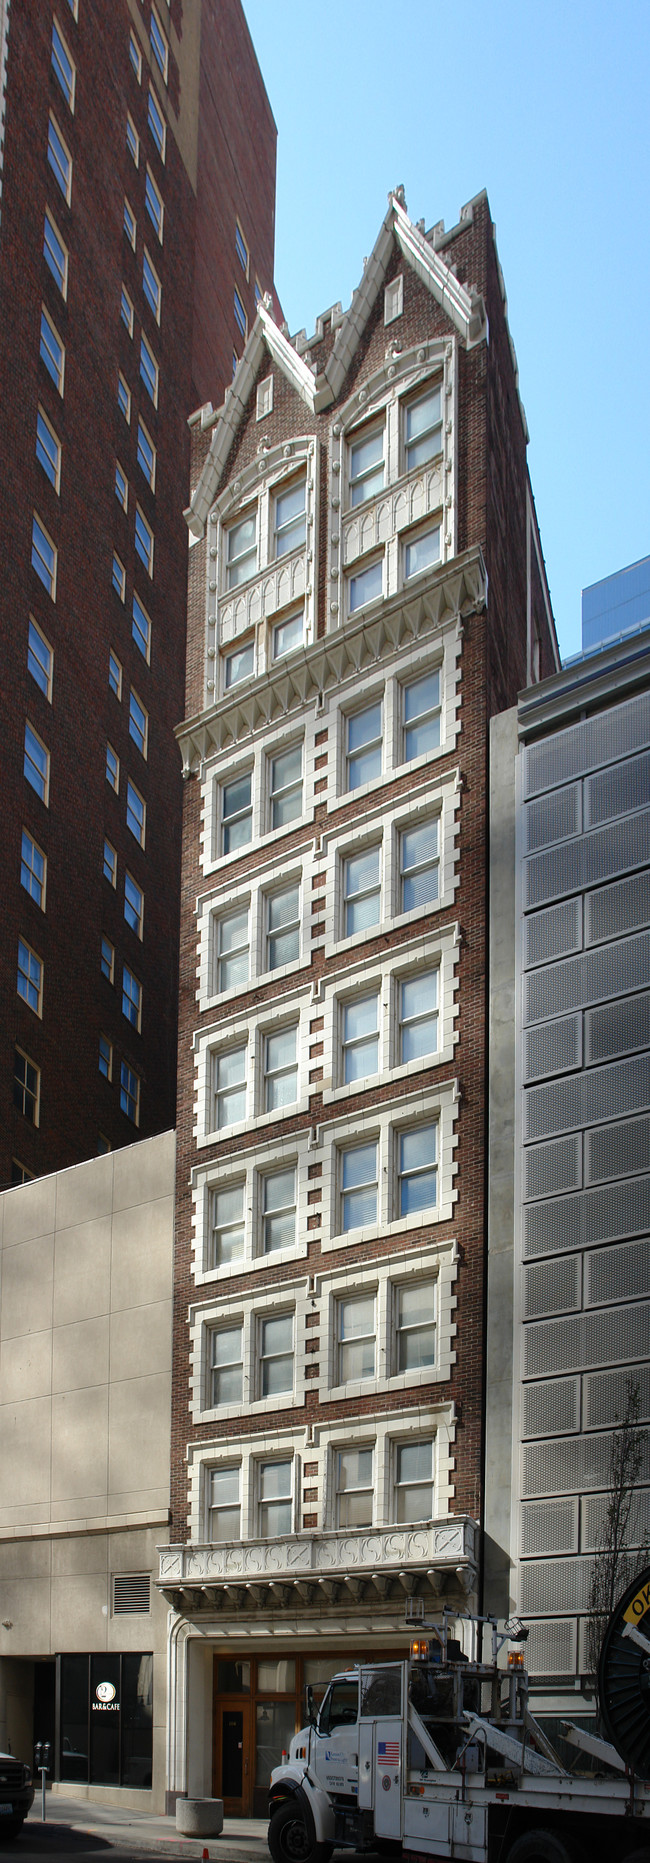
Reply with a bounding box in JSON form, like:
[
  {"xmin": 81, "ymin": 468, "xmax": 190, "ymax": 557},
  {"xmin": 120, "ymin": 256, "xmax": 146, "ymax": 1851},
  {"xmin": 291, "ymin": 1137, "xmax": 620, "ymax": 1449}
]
[{"xmin": 306, "ymin": 1685, "xmax": 316, "ymax": 1726}]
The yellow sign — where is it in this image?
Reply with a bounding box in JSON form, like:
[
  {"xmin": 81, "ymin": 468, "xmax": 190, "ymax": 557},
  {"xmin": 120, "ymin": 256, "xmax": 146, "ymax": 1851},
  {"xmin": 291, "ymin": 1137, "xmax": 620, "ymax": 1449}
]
[{"xmin": 623, "ymin": 1577, "xmax": 650, "ymax": 1624}]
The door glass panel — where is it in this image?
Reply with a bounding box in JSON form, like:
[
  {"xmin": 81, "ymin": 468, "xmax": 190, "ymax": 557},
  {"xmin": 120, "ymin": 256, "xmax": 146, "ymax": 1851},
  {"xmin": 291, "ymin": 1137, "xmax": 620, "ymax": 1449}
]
[
  {"xmin": 217, "ymin": 1660, "xmax": 250, "ymax": 1693},
  {"xmin": 255, "ymin": 1700, "xmax": 296, "ymax": 1788},
  {"xmin": 222, "ymin": 1708, "xmax": 244, "ymax": 1797}
]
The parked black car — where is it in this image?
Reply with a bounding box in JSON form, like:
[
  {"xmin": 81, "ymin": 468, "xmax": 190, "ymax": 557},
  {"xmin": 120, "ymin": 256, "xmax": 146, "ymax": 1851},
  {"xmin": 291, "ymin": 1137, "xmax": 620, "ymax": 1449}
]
[{"xmin": 0, "ymin": 1754, "xmax": 34, "ymax": 1840}]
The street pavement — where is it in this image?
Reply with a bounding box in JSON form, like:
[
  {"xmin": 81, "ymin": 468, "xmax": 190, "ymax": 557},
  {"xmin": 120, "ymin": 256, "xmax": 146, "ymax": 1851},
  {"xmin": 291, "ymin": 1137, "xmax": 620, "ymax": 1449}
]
[{"xmin": 12, "ymin": 1799, "xmax": 272, "ymax": 1862}]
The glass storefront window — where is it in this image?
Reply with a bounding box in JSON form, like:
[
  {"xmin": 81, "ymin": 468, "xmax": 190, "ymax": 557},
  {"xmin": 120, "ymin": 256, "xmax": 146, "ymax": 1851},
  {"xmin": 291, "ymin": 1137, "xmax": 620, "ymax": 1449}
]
[
  {"xmin": 60, "ymin": 1655, "xmax": 88, "ymax": 1784},
  {"xmin": 59, "ymin": 1653, "xmax": 153, "ymax": 1787},
  {"xmin": 255, "ymin": 1700, "xmax": 296, "ymax": 1788},
  {"xmin": 257, "ymin": 1659, "xmax": 295, "ymax": 1693},
  {"xmin": 217, "ymin": 1660, "xmax": 250, "ymax": 1693},
  {"xmin": 122, "ymin": 1653, "xmax": 153, "ymax": 1789},
  {"xmin": 90, "ymin": 1655, "xmax": 121, "ymax": 1787}
]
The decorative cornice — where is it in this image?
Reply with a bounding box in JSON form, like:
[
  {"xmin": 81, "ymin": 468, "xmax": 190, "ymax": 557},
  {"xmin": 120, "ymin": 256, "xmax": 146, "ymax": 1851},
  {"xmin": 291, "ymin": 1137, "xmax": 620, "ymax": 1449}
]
[
  {"xmin": 157, "ymin": 1517, "xmax": 479, "ymax": 1614},
  {"xmin": 176, "ymin": 545, "xmax": 486, "ymax": 775}
]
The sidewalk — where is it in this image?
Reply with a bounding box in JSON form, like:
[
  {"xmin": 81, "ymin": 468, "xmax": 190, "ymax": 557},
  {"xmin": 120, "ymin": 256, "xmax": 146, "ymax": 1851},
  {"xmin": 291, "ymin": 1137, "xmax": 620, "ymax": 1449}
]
[{"xmin": 25, "ymin": 1797, "xmax": 271, "ymax": 1860}]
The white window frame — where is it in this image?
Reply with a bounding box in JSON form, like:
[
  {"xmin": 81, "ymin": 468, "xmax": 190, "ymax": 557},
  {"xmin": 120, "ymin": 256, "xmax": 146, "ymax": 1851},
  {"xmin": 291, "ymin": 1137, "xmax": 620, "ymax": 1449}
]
[
  {"xmin": 190, "ymin": 1281, "xmax": 305, "ymax": 1425},
  {"xmin": 198, "ymin": 854, "xmax": 313, "ymax": 1010},
  {"xmin": 318, "ymin": 928, "xmax": 458, "ymax": 1105},
  {"xmin": 196, "ymin": 991, "xmax": 309, "ymax": 1146},
  {"xmin": 32, "ymin": 513, "xmax": 57, "ymax": 599},
  {"xmin": 207, "ymin": 438, "xmax": 318, "ymax": 693},
  {"xmin": 188, "ymin": 1425, "xmax": 304, "ymax": 1546},
  {"xmin": 108, "ymin": 651, "xmax": 122, "ymax": 699},
  {"xmin": 28, "ymin": 617, "xmax": 54, "ymax": 699},
  {"xmin": 43, "ymin": 207, "xmax": 68, "ymax": 298},
  {"xmin": 47, "ymin": 111, "xmax": 72, "ymax": 203},
  {"xmin": 51, "ymin": 16, "xmax": 76, "ymax": 111},
  {"xmin": 40, "ymin": 305, "xmax": 65, "ymax": 393},
  {"xmin": 204, "ymin": 719, "xmax": 313, "ymax": 870},
  {"xmin": 317, "ymin": 1081, "xmax": 459, "ymax": 1254},
  {"xmin": 191, "ymin": 1131, "xmax": 312, "ymax": 1287},
  {"xmin": 320, "ymin": 769, "xmax": 460, "ymax": 958},
  {"xmin": 316, "ymin": 1243, "xmax": 456, "ymax": 1401},
  {"xmin": 147, "ymin": 84, "xmax": 166, "ymax": 159}
]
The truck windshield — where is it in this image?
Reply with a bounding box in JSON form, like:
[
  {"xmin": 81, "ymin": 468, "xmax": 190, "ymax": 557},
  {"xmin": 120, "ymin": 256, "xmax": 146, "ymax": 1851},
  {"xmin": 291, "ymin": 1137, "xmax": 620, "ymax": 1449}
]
[{"xmin": 318, "ymin": 1681, "xmax": 358, "ymax": 1734}]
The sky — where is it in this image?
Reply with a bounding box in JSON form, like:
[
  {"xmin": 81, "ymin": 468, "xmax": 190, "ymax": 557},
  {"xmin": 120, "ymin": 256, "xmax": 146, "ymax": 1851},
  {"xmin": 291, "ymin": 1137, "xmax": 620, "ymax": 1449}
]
[{"xmin": 242, "ymin": 0, "xmax": 650, "ymax": 662}]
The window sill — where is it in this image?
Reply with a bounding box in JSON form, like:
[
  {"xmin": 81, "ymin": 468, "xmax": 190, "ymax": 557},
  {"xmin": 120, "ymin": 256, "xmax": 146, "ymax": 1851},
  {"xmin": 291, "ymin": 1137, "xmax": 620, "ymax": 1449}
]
[
  {"xmin": 192, "ymin": 1237, "xmax": 308, "ymax": 1286},
  {"xmin": 322, "ymin": 1047, "xmax": 455, "ymax": 1106}
]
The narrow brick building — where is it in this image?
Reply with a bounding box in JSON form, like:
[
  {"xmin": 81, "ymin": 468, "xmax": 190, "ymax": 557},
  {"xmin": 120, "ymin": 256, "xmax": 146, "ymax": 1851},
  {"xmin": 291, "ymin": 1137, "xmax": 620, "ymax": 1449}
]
[
  {"xmin": 0, "ymin": 0, "xmax": 276, "ymax": 1183},
  {"xmin": 162, "ymin": 187, "xmax": 559, "ymax": 1813}
]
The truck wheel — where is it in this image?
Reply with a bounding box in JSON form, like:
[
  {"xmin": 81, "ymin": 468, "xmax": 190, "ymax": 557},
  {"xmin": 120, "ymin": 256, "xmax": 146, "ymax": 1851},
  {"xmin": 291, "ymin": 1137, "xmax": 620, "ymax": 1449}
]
[
  {"xmin": 505, "ymin": 1832, "xmax": 582, "ymax": 1863},
  {"xmin": 268, "ymin": 1799, "xmax": 333, "ymax": 1863},
  {"xmin": 622, "ymin": 1852, "xmax": 650, "ymax": 1862},
  {"xmin": 0, "ymin": 1820, "xmax": 24, "ymax": 1840}
]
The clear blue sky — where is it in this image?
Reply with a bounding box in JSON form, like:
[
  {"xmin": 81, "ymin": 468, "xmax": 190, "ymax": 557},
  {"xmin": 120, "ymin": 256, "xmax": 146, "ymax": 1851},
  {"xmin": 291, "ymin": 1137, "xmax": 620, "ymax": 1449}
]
[{"xmin": 242, "ymin": 0, "xmax": 650, "ymax": 660}]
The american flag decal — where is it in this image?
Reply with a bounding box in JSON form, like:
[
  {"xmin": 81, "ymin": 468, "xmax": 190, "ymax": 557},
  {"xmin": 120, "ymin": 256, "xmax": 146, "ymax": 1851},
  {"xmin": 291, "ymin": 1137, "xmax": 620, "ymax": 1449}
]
[{"xmin": 377, "ymin": 1741, "xmax": 399, "ymax": 1765}]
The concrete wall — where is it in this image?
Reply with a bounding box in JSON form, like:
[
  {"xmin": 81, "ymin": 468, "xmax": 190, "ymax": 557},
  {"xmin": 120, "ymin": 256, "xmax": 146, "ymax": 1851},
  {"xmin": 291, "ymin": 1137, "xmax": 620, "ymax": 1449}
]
[
  {"xmin": 484, "ymin": 707, "xmax": 518, "ymax": 1617},
  {"xmin": 0, "ymin": 1131, "xmax": 175, "ymax": 1808}
]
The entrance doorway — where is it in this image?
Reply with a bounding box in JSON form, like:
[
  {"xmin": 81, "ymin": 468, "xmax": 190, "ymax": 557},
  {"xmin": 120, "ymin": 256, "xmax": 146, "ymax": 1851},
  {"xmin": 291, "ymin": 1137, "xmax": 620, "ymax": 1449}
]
[{"xmin": 214, "ymin": 1701, "xmax": 252, "ymax": 1814}]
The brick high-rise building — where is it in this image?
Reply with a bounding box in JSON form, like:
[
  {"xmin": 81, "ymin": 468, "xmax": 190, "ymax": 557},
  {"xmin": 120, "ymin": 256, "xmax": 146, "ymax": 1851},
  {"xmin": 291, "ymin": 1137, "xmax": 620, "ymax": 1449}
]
[
  {"xmin": 0, "ymin": 0, "xmax": 276, "ymax": 1185},
  {"xmin": 161, "ymin": 187, "xmax": 559, "ymax": 1814}
]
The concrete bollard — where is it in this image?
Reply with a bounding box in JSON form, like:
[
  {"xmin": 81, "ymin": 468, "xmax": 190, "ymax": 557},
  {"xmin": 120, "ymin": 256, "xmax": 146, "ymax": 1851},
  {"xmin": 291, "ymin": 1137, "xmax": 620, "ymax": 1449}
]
[{"xmin": 175, "ymin": 1797, "xmax": 224, "ymax": 1837}]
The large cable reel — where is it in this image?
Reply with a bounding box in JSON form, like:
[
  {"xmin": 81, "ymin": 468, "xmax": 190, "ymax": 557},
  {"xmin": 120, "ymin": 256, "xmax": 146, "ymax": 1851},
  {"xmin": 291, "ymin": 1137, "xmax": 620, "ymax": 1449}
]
[{"xmin": 598, "ymin": 1566, "xmax": 650, "ymax": 1777}]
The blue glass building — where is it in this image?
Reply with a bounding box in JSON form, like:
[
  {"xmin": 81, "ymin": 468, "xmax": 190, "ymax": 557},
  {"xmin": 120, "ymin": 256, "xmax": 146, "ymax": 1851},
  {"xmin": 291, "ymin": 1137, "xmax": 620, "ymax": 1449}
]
[{"xmin": 582, "ymin": 552, "xmax": 650, "ymax": 652}]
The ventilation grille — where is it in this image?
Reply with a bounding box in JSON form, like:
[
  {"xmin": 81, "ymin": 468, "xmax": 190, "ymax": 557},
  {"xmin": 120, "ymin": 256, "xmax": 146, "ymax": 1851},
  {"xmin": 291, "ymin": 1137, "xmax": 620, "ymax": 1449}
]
[
  {"xmin": 523, "ymin": 691, "xmax": 650, "ymax": 798},
  {"xmin": 586, "ymin": 869, "xmax": 650, "ymax": 946},
  {"xmin": 585, "ymin": 1362, "xmax": 650, "ymax": 1428},
  {"xmin": 524, "ymin": 1302, "xmax": 650, "ymax": 1380},
  {"xmin": 525, "ymin": 932, "xmax": 650, "ymax": 1024},
  {"xmin": 586, "ymin": 1115, "xmax": 650, "ymax": 1185},
  {"xmin": 586, "ymin": 1235, "xmax": 650, "ymax": 1307},
  {"xmin": 586, "ymin": 989, "xmax": 650, "ymax": 1065},
  {"xmin": 524, "ymin": 811, "xmax": 650, "ymax": 910},
  {"xmin": 582, "ymin": 1487, "xmax": 650, "ymax": 1554},
  {"xmin": 525, "ymin": 1053, "xmax": 650, "ymax": 1141},
  {"xmin": 586, "ymin": 749, "xmax": 650, "ymax": 827},
  {"xmin": 524, "ymin": 1017, "xmax": 581, "ymax": 1082},
  {"xmin": 524, "ymin": 1174, "xmax": 650, "ymax": 1257},
  {"xmin": 524, "ymin": 1617, "xmax": 577, "ymax": 1677},
  {"xmin": 523, "ymin": 1378, "xmax": 580, "ymax": 1439},
  {"xmin": 525, "ymin": 785, "xmax": 581, "ymax": 852},
  {"xmin": 525, "ymin": 1136, "xmax": 582, "ymax": 1201},
  {"xmin": 520, "ymin": 1499, "xmax": 578, "ymax": 1557},
  {"xmin": 112, "ymin": 1573, "xmax": 151, "ymax": 1615},
  {"xmin": 520, "ymin": 1556, "xmax": 592, "ymax": 1615},
  {"xmin": 524, "ymin": 1256, "xmax": 580, "ymax": 1320},
  {"xmin": 523, "ymin": 1428, "xmax": 650, "ymax": 1497},
  {"xmin": 525, "ymin": 899, "xmax": 582, "ymax": 969}
]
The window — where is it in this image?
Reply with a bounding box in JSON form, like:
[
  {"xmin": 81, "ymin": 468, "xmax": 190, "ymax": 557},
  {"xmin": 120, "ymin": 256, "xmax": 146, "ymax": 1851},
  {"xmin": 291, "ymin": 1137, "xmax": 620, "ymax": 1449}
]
[
  {"xmin": 216, "ymin": 908, "xmax": 248, "ymax": 992},
  {"xmin": 235, "ymin": 222, "xmax": 249, "ymax": 275},
  {"xmin": 132, "ymin": 592, "xmax": 151, "ymax": 660},
  {"xmin": 349, "ymin": 423, "xmax": 384, "ymax": 507},
  {"xmin": 65, "ymin": 0, "xmax": 78, "ymax": 17},
  {"xmin": 32, "ymin": 514, "xmax": 57, "ymax": 597},
  {"xmin": 347, "ymin": 701, "xmax": 382, "ymax": 789},
  {"xmin": 341, "ymin": 1140, "xmax": 378, "ymax": 1232},
  {"xmin": 134, "ymin": 507, "xmax": 154, "ymax": 576},
  {"xmin": 139, "ymin": 332, "xmax": 159, "ymax": 405},
  {"xmin": 120, "ymin": 1059, "xmax": 140, "ymax": 1123},
  {"xmin": 258, "ymin": 1319, "xmax": 290, "ymax": 1393},
  {"xmin": 126, "ymin": 779, "xmax": 146, "ymax": 847},
  {"xmin": 115, "ymin": 461, "xmax": 128, "ymax": 510},
  {"xmin": 404, "ymin": 384, "xmax": 442, "ymax": 470},
  {"xmin": 124, "ymin": 871, "xmax": 144, "ymax": 936},
  {"xmin": 112, "ymin": 552, "xmax": 126, "ymax": 600},
  {"xmin": 51, "ymin": 19, "xmax": 75, "ymax": 109},
  {"xmin": 99, "ymin": 1033, "xmax": 112, "ymax": 1079},
  {"xmin": 21, "ymin": 831, "xmax": 46, "ymax": 909},
  {"xmin": 337, "ymin": 1295, "xmax": 375, "ymax": 1382},
  {"xmin": 262, "ymin": 1168, "xmax": 296, "ymax": 1254},
  {"xmin": 14, "ymin": 1048, "xmax": 39, "ymax": 1124},
  {"xmin": 264, "ymin": 1025, "xmax": 297, "ymax": 1111},
  {"xmin": 400, "ymin": 818, "xmax": 439, "ymax": 911},
  {"xmin": 40, "ymin": 306, "xmax": 65, "ymax": 392},
  {"xmin": 225, "ymin": 640, "xmax": 254, "ymax": 688},
  {"xmin": 208, "ymin": 1466, "xmax": 240, "ymax": 1542},
  {"xmin": 101, "ymin": 935, "xmax": 115, "ymax": 982},
  {"xmin": 43, "ymin": 209, "xmax": 68, "ymax": 296},
  {"xmin": 47, "ymin": 113, "xmax": 72, "ymax": 202},
  {"xmin": 18, "ymin": 938, "xmax": 43, "ymax": 1015},
  {"xmin": 24, "ymin": 723, "xmax": 50, "ymax": 802},
  {"xmin": 142, "ymin": 249, "xmax": 161, "ymax": 322},
  {"xmin": 404, "ymin": 524, "xmax": 440, "ymax": 581},
  {"xmin": 129, "ymin": 689, "xmax": 148, "ymax": 757},
  {"xmin": 122, "ymin": 964, "xmax": 142, "ymax": 1029},
  {"xmin": 104, "ymin": 839, "xmax": 117, "ymax": 885},
  {"xmin": 136, "ymin": 418, "xmax": 156, "ymax": 488},
  {"xmin": 147, "ymin": 85, "xmax": 166, "ymax": 158},
  {"xmin": 396, "ymin": 1281, "xmax": 435, "ymax": 1371},
  {"xmin": 348, "ymin": 557, "xmax": 383, "ymax": 613},
  {"xmin": 12, "ymin": 1161, "xmax": 35, "ymax": 1186},
  {"xmin": 336, "ymin": 1448, "xmax": 373, "ymax": 1528},
  {"xmin": 274, "ymin": 479, "xmax": 306, "ymax": 558},
  {"xmin": 258, "ymin": 1458, "xmax": 292, "ymax": 1533},
  {"xmin": 150, "ymin": 6, "xmax": 168, "ymax": 81},
  {"xmin": 234, "ymin": 287, "xmax": 247, "ymax": 340},
  {"xmin": 145, "ymin": 167, "xmax": 163, "ymax": 241},
  {"xmin": 129, "ymin": 30, "xmax": 143, "ymax": 80},
  {"xmin": 210, "ymin": 1182, "xmax": 244, "ymax": 1269},
  {"xmin": 232, "ymin": 350, "xmax": 239, "ymax": 379},
  {"xmin": 120, "ymin": 286, "xmax": 134, "ymax": 336},
  {"xmin": 343, "ymin": 845, "xmax": 380, "ymax": 936},
  {"xmin": 400, "ymin": 970, "xmax": 438, "ymax": 1062},
  {"xmin": 117, "ymin": 373, "xmax": 131, "ymax": 422},
  {"xmin": 126, "ymin": 114, "xmax": 140, "ymax": 166},
  {"xmin": 273, "ymin": 611, "xmax": 303, "ymax": 659},
  {"xmin": 395, "ymin": 1439, "xmax": 434, "ymax": 1523},
  {"xmin": 213, "ymin": 1045, "xmax": 246, "ymax": 1128},
  {"xmin": 109, "ymin": 650, "xmax": 122, "ymax": 699},
  {"xmin": 403, "ymin": 669, "xmax": 441, "ymax": 760},
  {"xmin": 222, "ymin": 771, "xmax": 252, "ymax": 853},
  {"xmin": 270, "ymin": 744, "xmax": 302, "ymax": 828},
  {"xmin": 36, "ymin": 407, "xmax": 61, "ymax": 490},
  {"xmin": 266, "ymin": 885, "xmax": 299, "ymax": 972},
  {"xmin": 122, "ymin": 199, "xmax": 136, "ymax": 250},
  {"xmin": 398, "ymin": 1122, "xmax": 437, "ymax": 1215},
  {"xmin": 342, "ymin": 993, "xmax": 379, "ymax": 1083},
  {"xmin": 106, "ymin": 742, "xmax": 119, "ymax": 792},
  {"xmin": 209, "ymin": 1326, "xmax": 243, "ymax": 1406},
  {"xmin": 28, "ymin": 619, "xmax": 53, "ymax": 697},
  {"xmin": 226, "ymin": 512, "xmax": 256, "ymax": 589}
]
